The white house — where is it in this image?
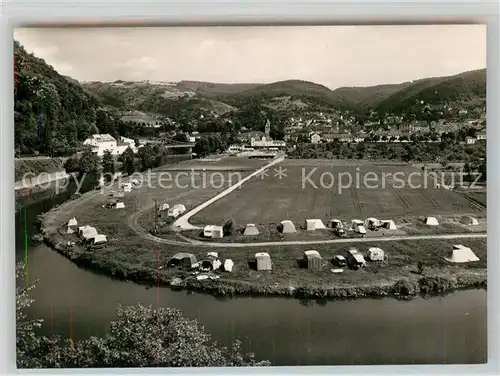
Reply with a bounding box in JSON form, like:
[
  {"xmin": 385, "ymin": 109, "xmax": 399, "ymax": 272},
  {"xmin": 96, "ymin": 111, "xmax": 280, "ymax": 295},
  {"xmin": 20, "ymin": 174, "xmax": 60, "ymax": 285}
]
[
  {"xmin": 250, "ymin": 136, "xmax": 286, "ymax": 149},
  {"xmin": 84, "ymin": 134, "xmax": 138, "ymax": 156},
  {"xmin": 115, "ymin": 136, "xmax": 138, "ymax": 154},
  {"xmin": 83, "ymin": 134, "xmax": 117, "ymax": 157},
  {"xmin": 310, "ymin": 133, "xmax": 321, "ymax": 144},
  {"xmin": 465, "ymin": 136, "xmax": 477, "ymax": 145},
  {"xmin": 476, "ymin": 132, "xmax": 486, "ymax": 141}
]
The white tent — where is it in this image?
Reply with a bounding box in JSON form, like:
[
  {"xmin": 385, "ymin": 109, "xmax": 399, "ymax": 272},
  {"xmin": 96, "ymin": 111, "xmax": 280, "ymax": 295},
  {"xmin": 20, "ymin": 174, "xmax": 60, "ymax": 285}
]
[
  {"xmin": 444, "ymin": 245, "xmax": 479, "ymax": 263},
  {"xmin": 223, "ymin": 259, "xmax": 234, "ymax": 272},
  {"xmin": 67, "ymin": 217, "xmax": 78, "ymax": 227},
  {"xmin": 243, "ymin": 224, "xmax": 260, "ymax": 236},
  {"xmin": 203, "ymin": 225, "xmax": 224, "ymax": 239},
  {"xmin": 93, "ymin": 234, "xmax": 107, "ymax": 245},
  {"xmin": 330, "ymin": 219, "xmax": 343, "ymax": 229},
  {"xmin": 78, "ymin": 225, "xmax": 93, "ymax": 236},
  {"xmin": 122, "ymin": 183, "xmax": 132, "ymax": 192},
  {"xmin": 425, "ymin": 216, "xmax": 439, "ymax": 226},
  {"xmin": 305, "ymin": 219, "xmax": 326, "ymax": 231},
  {"xmin": 461, "ymin": 216, "xmax": 479, "ymax": 226},
  {"xmin": 66, "ymin": 226, "xmax": 75, "ymax": 234},
  {"xmin": 280, "ymin": 220, "xmax": 297, "ymax": 234},
  {"xmin": 380, "ymin": 220, "xmax": 397, "ymax": 230},
  {"xmin": 351, "ymin": 219, "xmax": 364, "ymax": 230},
  {"xmin": 115, "ymin": 202, "xmax": 125, "ymax": 209},
  {"xmin": 168, "ymin": 204, "xmax": 186, "ymax": 218},
  {"xmin": 159, "ymin": 203, "xmax": 170, "ymax": 211},
  {"xmin": 82, "ymin": 228, "xmax": 98, "ymax": 242}
]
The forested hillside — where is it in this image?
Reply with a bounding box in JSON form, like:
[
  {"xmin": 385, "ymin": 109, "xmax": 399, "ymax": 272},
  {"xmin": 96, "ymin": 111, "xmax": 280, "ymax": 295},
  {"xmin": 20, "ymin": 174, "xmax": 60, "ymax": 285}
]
[
  {"xmin": 375, "ymin": 69, "xmax": 486, "ymax": 114},
  {"xmin": 14, "ymin": 41, "xmax": 123, "ymax": 156}
]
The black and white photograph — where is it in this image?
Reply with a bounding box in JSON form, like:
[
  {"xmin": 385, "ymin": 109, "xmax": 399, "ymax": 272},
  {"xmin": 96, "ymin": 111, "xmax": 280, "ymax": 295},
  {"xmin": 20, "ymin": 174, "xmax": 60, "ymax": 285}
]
[{"xmin": 14, "ymin": 24, "xmax": 487, "ymax": 368}]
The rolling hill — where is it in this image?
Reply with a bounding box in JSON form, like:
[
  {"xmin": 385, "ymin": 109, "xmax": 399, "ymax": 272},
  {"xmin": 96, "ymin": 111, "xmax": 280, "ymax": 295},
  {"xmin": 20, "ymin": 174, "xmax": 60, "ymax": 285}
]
[
  {"xmin": 375, "ymin": 69, "xmax": 486, "ymax": 114},
  {"xmin": 82, "ymin": 69, "xmax": 486, "ymax": 116}
]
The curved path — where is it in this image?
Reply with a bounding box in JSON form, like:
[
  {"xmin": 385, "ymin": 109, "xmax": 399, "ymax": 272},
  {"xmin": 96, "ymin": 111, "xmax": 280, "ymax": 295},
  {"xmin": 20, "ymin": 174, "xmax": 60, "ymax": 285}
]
[
  {"xmin": 171, "ymin": 156, "xmax": 285, "ymax": 231},
  {"xmin": 126, "ymin": 156, "xmax": 487, "ymax": 248}
]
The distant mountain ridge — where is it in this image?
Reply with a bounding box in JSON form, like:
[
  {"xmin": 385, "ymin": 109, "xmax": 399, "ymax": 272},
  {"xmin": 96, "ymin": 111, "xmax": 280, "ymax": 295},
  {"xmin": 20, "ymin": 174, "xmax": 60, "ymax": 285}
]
[{"xmin": 82, "ymin": 68, "xmax": 486, "ymax": 115}]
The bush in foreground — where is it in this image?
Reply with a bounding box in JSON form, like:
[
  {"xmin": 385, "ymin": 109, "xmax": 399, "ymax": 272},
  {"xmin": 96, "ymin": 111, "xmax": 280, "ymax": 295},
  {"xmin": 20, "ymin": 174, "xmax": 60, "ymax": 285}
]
[{"xmin": 16, "ymin": 263, "xmax": 270, "ymax": 368}]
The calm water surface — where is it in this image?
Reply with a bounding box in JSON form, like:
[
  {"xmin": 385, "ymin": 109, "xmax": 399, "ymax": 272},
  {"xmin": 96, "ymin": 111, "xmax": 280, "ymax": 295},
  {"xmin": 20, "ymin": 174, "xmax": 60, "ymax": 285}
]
[{"xmin": 15, "ymin": 186, "xmax": 487, "ymax": 366}]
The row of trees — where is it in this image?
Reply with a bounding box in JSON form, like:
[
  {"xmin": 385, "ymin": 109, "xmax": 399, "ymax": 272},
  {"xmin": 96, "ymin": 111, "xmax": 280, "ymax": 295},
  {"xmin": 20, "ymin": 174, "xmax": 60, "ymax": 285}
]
[
  {"xmin": 16, "ymin": 263, "xmax": 270, "ymax": 368},
  {"xmin": 289, "ymin": 138, "xmax": 486, "ymax": 167},
  {"xmin": 63, "ymin": 142, "xmax": 178, "ymax": 186}
]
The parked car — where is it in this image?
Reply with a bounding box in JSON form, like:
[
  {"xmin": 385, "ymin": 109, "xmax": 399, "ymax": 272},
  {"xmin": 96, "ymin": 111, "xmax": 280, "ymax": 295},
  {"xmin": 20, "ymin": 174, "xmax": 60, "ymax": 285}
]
[{"xmin": 333, "ymin": 255, "xmax": 347, "ymax": 267}]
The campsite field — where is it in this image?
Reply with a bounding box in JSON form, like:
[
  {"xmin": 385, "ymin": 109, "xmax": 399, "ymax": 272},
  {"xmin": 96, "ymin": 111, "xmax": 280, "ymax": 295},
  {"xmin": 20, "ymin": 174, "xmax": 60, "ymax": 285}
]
[
  {"xmin": 39, "ymin": 156, "xmax": 487, "ymax": 299},
  {"xmin": 190, "ymin": 159, "xmax": 485, "ymax": 226}
]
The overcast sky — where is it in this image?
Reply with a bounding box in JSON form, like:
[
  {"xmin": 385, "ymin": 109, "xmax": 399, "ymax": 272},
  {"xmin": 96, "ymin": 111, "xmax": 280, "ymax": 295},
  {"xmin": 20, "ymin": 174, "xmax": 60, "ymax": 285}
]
[{"xmin": 14, "ymin": 25, "xmax": 486, "ymax": 89}]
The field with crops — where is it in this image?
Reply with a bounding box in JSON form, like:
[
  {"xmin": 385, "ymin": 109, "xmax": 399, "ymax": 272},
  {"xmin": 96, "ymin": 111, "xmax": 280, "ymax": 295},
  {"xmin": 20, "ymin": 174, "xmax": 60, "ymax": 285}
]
[{"xmin": 191, "ymin": 159, "xmax": 486, "ymax": 226}]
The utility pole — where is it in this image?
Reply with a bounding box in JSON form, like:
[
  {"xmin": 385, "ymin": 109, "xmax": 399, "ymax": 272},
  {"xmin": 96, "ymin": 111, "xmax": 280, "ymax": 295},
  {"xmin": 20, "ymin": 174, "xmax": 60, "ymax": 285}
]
[{"xmin": 154, "ymin": 200, "xmax": 158, "ymax": 234}]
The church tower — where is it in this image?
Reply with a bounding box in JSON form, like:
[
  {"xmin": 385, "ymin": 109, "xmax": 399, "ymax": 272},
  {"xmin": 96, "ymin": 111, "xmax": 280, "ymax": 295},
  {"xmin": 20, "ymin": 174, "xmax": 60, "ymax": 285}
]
[{"xmin": 264, "ymin": 119, "xmax": 271, "ymax": 139}]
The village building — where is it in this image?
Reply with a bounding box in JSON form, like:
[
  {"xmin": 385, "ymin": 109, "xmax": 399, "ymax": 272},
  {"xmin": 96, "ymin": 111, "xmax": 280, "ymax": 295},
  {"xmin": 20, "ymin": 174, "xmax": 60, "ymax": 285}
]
[
  {"xmin": 466, "ymin": 136, "xmax": 477, "ymax": 145},
  {"xmin": 476, "ymin": 132, "xmax": 486, "ymax": 141},
  {"xmin": 310, "ymin": 133, "xmax": 321, "ymax": 144},
  {"xmin": 83, "ymin": 134, "xmax": 138, "ymax": 156}
]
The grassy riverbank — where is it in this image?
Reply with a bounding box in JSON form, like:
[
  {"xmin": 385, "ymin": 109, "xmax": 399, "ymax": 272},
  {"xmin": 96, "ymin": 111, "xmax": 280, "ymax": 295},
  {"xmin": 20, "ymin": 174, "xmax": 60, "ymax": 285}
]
[
  {"xmin": 36, "ymin": 157, "xmax": 487, "ymax": 301},
  {"xmin": 40, "ymin": 222, "xmax": 487, "ymax": 300}
]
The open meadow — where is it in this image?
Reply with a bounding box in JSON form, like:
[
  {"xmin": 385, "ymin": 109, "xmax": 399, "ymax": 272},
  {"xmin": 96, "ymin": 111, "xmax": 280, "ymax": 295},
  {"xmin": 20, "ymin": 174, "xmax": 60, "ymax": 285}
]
[{"xmin": 191, "ymin": 159, "xmax": 485, "ymax": 226}]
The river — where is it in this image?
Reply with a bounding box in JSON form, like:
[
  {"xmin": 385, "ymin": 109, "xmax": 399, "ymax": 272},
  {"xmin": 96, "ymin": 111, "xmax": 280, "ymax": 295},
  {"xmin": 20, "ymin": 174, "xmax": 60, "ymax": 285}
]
[{"xmin": 15, "ymin": 184, "xmax": 487, "ymax": 366}]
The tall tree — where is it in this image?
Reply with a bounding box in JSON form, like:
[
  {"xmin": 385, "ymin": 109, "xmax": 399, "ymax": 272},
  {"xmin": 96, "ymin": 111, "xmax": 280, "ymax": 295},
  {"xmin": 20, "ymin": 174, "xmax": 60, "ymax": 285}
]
[{"xmin": 102, "ymin": 150, "xmax": 116, "ymax": 181}]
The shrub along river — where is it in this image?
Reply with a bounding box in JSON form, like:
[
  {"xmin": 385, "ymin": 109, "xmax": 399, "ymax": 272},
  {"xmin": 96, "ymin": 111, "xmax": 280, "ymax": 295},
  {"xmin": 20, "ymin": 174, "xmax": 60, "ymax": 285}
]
[{"xmin": 15, "ymin": 180, "xmax": 487, "ymax": 366}]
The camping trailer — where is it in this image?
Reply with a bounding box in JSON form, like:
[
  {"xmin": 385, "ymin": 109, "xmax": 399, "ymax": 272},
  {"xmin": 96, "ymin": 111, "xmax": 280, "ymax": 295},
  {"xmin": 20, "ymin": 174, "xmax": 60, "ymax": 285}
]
[
  {"xmin": 305, "ymin": 219, "xmax": 326, "ymax": 231},
  {"xmin": 351, "ymin": 219, "xmax": 364, "ymax": 230},
  {"xmin": 203, "ymin": 225, "xmax": 224, "ymax": 239},
  {"xmin": 168, "ymin": 204, "xmax": 186, "ymax": 218},
  {"xmin": 115, "ymin": 202, "xmax": 125, "ymax": 209},
  {"xmin": 444, "ymin": 245, "xmax": 480, "ymax": 263},
  {"xmin": 280, "ymin": 220, "xmax": 297, "ymax": 234},
  {"xmin": 330, "ymin": 219, "xmax": 343, "ymax": 229},
  {"xmin": 303, "ymin": 250, "xmax": 323, "ymax": 270},
  {"xmin": 367, "ymin": 247, "xmax": 385, "ymax": 262},
  {"xmin": 365, "ymin": 217, "xmax": 380, "ymax": 230},
  {"xmin": 243, "ymin": 224, "xmax": 260, "ymax": 236},
  {"xmin": 167, "ymin": 253, "xmax": 197, "ymax": 269},
  {"xmin": 346, "ymin": 248, "xmax": 366, "ymax": 269},
  {"xmin": 255, "ymin": 252, "xmax": 272, "ymax": 271}
]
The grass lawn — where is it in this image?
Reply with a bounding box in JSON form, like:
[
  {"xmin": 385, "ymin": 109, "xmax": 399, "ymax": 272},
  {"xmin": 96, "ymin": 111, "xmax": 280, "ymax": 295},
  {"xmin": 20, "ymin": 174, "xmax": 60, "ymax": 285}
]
[
  {"xmin": 191, "ymin": 159, "xmax": 485, "ymax": 226},
  {"xmin": 39, "ymin": 157, "xmax": 487, "ymax": 298}
]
